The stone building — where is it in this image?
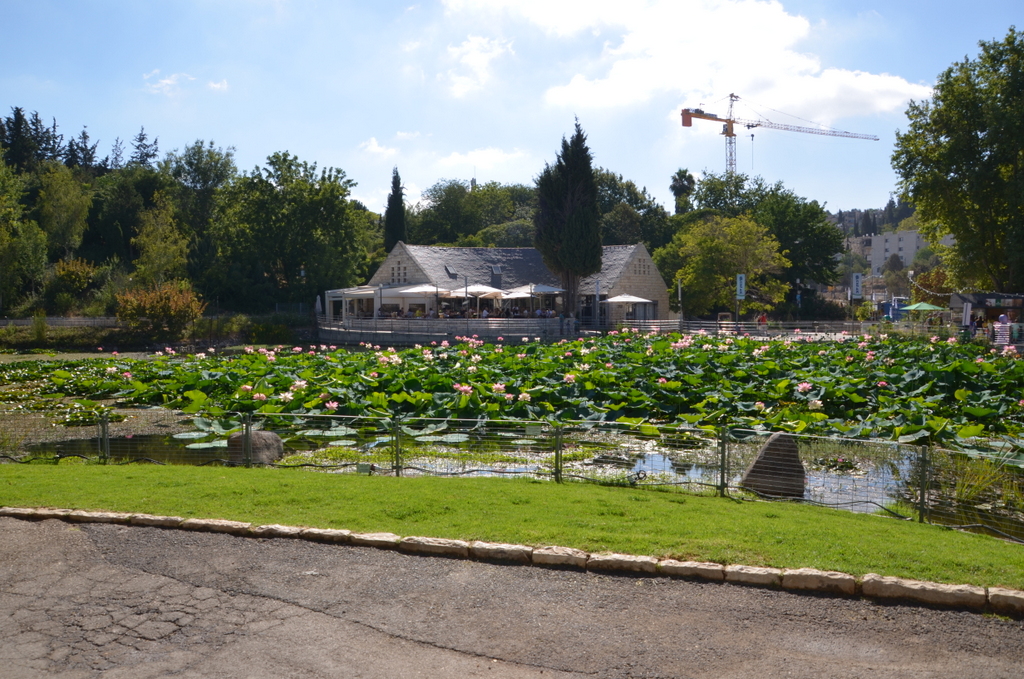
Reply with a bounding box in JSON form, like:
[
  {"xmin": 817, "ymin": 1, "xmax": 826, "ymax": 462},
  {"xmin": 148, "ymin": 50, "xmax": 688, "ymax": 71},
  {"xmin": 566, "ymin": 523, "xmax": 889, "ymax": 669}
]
[{"xmin": 326, "ymin": 242, "xmax": 672, "ymax": 325}]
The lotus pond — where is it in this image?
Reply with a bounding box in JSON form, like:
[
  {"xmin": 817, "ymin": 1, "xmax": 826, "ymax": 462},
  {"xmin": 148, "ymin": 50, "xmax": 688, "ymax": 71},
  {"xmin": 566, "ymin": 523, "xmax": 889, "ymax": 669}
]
[{"xmin": 1, "ymin": 329, "xmax": 1024, "ymax": 455}]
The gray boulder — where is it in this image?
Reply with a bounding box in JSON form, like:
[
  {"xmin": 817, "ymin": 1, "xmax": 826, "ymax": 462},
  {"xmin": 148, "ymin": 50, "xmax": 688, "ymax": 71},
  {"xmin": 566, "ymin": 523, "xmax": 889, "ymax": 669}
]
[
  {"xmin": 227, "ymin": 430, "xmax": 284, "ymax": 465},
  {"xmin": 740, "ymin": 432, "xmax": 806, "ymax": 498}
]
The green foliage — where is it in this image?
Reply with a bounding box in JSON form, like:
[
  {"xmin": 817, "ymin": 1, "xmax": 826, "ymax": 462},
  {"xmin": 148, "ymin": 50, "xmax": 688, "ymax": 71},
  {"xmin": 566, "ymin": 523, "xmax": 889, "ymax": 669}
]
[
  {"xmin": 383, "ymin": 166, "xmax": 406, "ymax": 251},
  {"xmin": 595, "ymin": 168, "xmax": 672, "ymax": 251},
  {"xmin": 37, "ymin": 162, "xmax": 92, "ymax": 259},
  {"xmin": 534, "ymin": 121, "xmax": 602, "ymax": 314},
  {"xmin": 206, "ymin": 152, "xmax": 361, "ymax": 311},
  {"xmin": 43, "ymin": 258, "xmax": 96, "ymax": 315},
  {"xmin": 694, "ymin": 171, "xmax": 842, "ymax": 289},
  {"xmin": 893, "ymin": 27, "xmax": 1024, "ymax": 292},
  {"xmin": 115, "ymin": 280, "xmax": 206, "ymax": 341},
  {"xmin": 8, "ymin": 331, "xmax": 1023, "ymax": 449},
  {"xmin": 30, "ymin": 312, "xmax": 47, "ymax": 343},
  {"xmin": 654, "ymin": 215, "xmax": 790, "ymax": 316},
  {"xmin": 159, "ymin": 139, "xmax": 237, "ymax": 280},
  {"xmin": 669, "ymin": 168, "xmax": 696, "ymax": 215},
  {"xmin": 131, "ymin": 192, "xmax": 188, "ymax": 285}
]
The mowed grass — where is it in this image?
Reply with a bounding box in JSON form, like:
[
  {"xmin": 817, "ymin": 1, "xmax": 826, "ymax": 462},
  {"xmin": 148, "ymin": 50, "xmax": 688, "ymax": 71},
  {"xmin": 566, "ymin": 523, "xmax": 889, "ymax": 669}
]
[{"xmin": 3, "ymin": 464, "xmax": 1023, "ymax": 590}]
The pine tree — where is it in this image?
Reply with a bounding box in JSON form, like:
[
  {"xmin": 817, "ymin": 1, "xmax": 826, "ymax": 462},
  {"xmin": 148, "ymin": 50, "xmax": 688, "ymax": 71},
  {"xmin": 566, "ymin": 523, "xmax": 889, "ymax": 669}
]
[
  {"xmin": 383, "ymin": 166, "xmax": 406, "ymax": 251},
  {"xmin": 534, "ymin": 120, "xmax": 601, "ymax": 315},
  {"xmin": 130, "ymin": 127, "xmax": 159, "ymax": 166}
]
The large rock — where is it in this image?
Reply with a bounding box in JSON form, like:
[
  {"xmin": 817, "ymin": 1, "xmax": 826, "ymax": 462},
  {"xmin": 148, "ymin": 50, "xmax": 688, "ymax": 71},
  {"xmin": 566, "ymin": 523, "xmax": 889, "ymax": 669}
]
[
  {"xmin": 227, "ymin": 430, "xmax": 284, "ymax": 465},
  {"xmin": 740, "ymin": 432, "xmax": 806, "ymax": 498}
]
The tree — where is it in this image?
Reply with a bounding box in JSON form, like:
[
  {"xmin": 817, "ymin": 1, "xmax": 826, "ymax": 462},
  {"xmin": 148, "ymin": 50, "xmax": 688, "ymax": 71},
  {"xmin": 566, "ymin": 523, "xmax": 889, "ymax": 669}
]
[
  {"xmin": 0, "ymin": 108, "xmax": 63, "ymax": 173},
  {"xmin": 130, "ymin": 127, "xmax": 159, "ymax": 167},
  {"xmin": 64, "ymin": 127, "xmax": 99, "ymax": 172},
  {"xmin": 159, "ymin": 140, "xmax": 237, "ymax": 278},
  {"xmin": 383, "ymin": 166, "xmax": 407, "ymax": 251},
  {"xmin": 892, "ymin": 27, "xmax": 1024, "ymax": 292},
  {"xmin": 652, "ymin": 215, "xmax": 790, "ymax": 317},
  {"xmin": 131, "ymin": 192, "xmax": 188, "ymax": 285},
  {"xmin": 534, "ymin": 121, "xmax": 602, "ymax": 315},
  {"xmin": 689, "ymin": 171, "xmax": 843, "ymax": 289},
  {"xmin": 410, "ymin": 179, "xmax": 479, "ymax": 244},
  {"xmin": 37, "ymin": 162, "xmax": 92, "ymax": 259},
  {"xmin": 669, "ymin": 168, "xmax": 696, "ymax": 215},
  {"xmin": 207, "ymin": 152, "xmax": 361, "ymax": 311},
  {"xmin": 595, "ymin": 169, "xmax": 672, "ymax": 251}
]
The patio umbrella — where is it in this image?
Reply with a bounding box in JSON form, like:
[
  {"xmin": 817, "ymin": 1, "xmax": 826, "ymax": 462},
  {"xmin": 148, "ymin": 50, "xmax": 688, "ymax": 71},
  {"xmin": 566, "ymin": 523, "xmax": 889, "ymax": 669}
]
[
  {"xmin": 314, "ymin": 295, "xmax": 322, "ymax": 315},
  {"xmin": 900, "ymin": 302, "xmax": 945, "ymax": 312},
  {"xmin": 601, "ymin": 294, "xmax": 653, "ymax": 304}
]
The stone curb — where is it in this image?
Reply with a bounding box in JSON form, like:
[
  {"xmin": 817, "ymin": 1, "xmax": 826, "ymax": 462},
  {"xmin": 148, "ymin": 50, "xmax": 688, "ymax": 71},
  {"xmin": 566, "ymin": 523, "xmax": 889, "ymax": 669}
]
[
  {"xmin": 860, "ymin": 573, "xmax": 987, "ymax": 609},
  {"xmin": 588, "ymin": 553, "xmax": 659, "ymax": 573},
  {"xmin": 3, "ymin": 506, "xmax": 1020, "ymax": 613},
  {"xmin": 400, "ymin": 536, "xmax": 470, "ymax": 558}
]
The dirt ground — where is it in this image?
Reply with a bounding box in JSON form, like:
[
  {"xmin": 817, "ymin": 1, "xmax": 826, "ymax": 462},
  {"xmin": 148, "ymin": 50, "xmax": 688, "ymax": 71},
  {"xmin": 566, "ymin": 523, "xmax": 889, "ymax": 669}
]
[{"xmin": 1, "ymin": 517, "xmax": 1022, "ymax": 679}]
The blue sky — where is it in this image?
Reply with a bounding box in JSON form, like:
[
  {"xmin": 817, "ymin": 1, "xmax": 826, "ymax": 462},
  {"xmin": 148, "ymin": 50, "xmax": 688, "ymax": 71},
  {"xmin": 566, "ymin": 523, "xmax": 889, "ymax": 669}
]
[{"xmin": 2, "ymin": 1, "xmax": 1019, "ymax": 215}]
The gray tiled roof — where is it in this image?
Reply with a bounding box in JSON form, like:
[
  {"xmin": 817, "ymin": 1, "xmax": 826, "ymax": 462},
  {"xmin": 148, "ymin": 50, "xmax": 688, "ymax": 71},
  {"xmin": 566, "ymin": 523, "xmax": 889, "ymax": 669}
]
[{"xmin": 400, "ymin": 243, "xmax": 641, "ymax": 289}]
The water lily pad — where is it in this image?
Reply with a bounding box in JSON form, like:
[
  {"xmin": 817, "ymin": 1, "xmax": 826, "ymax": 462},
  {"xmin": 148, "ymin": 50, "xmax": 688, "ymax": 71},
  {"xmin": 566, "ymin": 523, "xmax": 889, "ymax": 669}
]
[
  {"xmin": 327, "ymin": 439, "xmax": 357, "ymax": 447},
  {"xmin": 172, "ymin": 431, "xmax": 211, "ymax": 439},
  {"xmin": 185, "ymin": 439, "xmax": 229, "ymax": 449}
]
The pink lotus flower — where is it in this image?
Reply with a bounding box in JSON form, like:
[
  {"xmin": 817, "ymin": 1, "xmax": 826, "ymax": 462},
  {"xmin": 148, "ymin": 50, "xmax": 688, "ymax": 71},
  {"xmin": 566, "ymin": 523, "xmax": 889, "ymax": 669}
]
[
  {"xmin": 293, "ymin": 346, "xmax": 302, "ymax": 353},
  {"xmin": 877, "ymin": 381, "xmax": 888, "ymax": 387},
  {"xmin": 492, "ymin": 383, "xmax": 506, "ymax": 393},
  {"xmin": 240, "ymin": 385, "xmax": 253, "ymax": 392},
  {"xmin": 517, "ymin": 393, "xmax": 531, "ymax": 402},
  {"xmin": 657, "ymin": 377, "xmax": 667, "ymax": 384},
  {"xmin": 504, "ymin": 393, "xmax": 514, "ymax": 401},
  {"xmin": 796, "ymin": 382, "xmax": 812, "ymax": 393},
  {"xmin": 121, "ymin": 372, "xmax": 132, "ymax": 379},
  {"xmin": 563, "ymin": 374, "xmax": 576, "ymax": 383},
  {"xmin": 325, "ymin": 401, "xmax": 339, "ymax": 410},
  {"xmin": 253, "ymin": 393, "xmax": 268, "ymax": 401}
]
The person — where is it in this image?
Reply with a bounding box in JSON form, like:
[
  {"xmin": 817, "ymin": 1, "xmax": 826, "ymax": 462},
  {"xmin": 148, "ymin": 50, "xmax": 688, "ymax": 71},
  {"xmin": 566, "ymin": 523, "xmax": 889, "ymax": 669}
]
[
  {"xmin": 558, "ymin": 311, "xmax": 565, "ymax": 334},
  {"xmin": 757, "ymin": 312, "xmax": 767, "ymax": 332}
]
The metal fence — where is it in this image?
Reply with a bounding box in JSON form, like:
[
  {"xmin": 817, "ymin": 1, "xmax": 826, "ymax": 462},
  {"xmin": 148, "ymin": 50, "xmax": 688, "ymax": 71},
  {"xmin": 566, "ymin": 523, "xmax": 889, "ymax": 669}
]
[{"xmin": 2, "ymin": 409, "xmax": 1022, "ymax": 543}]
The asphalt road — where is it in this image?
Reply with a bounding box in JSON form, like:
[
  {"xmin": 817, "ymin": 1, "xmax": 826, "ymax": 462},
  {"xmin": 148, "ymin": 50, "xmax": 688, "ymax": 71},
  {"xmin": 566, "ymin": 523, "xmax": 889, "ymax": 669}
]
[{"xmin": 1, "ymin": 517, "xmax": 1022, "ymax": 678}]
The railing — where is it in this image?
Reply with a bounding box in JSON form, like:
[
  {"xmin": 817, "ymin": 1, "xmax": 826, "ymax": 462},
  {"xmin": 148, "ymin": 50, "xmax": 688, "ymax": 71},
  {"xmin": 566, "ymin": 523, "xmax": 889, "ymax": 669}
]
[
  {"xmin": 1, "ymin": 316, "xmax": 121, "ymax": 328},
  {"xmin": 4, "ymin": 409, "xmax": 1022, "ymax": 543}
]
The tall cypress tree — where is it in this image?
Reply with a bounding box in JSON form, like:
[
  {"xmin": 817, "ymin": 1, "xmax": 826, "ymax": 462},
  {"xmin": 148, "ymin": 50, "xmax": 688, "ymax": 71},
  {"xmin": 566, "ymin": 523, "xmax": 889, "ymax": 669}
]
[
  {"xmin": 534, "ymin": 121, "xmax": 601, "ymax": 316},
  {"xmin": 383, "ymin": 166, "xmax": 406, "ymax": 251}
]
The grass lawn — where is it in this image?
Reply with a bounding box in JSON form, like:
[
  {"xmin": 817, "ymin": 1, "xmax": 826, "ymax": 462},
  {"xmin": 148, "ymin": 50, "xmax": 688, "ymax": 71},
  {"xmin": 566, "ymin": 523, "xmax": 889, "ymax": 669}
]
[{"xmin": 3, "ymin": 464, "xmax": 1023, "ymax": 590}]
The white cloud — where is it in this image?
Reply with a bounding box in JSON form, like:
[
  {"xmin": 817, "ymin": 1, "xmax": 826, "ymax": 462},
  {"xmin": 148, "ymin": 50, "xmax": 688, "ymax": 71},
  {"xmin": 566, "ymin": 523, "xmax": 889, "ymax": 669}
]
[
  {"xmin": 436, "ymin": 147, "xmax": 526, "ymax": 170},
  {"xmin": 395, "ymin": 131, "xmax": 421, "ymax": 140},
  {"xmin": 445, "ymin": 35, "xmax": 513, "ymax": 97},
  {"xmin": 445, "ymin": 0, "xmax": 929, "ymax": 122},
  {"xmin": 207, "ymin": 79, "xmax": 229, "ymax": 91},
  {"xmin": 143, "ymin": 69, "xmax": 195, "ymax": 96},
  {"xmin": 359, "ymin": 137, "xmax": 398, "ymax": 159}
]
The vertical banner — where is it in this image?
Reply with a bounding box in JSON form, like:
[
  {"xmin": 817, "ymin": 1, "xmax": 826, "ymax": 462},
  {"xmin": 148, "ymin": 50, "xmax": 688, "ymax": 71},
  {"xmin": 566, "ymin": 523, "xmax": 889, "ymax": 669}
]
[
  {"xmin": 735, "ymin": 273, "xmax": 746, "ymax": 300},
  {"xmin": 962, "ymin": 302, "xmax": 973, "ymax": 327},
  {"xmin": 852, "ymin": 272, "xmax": 862, "ymax": 299}
]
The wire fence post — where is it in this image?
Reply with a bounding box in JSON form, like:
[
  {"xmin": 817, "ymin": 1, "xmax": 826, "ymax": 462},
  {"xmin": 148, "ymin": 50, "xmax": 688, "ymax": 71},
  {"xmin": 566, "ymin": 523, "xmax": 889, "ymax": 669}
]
[
  {"xmin": 718, "ymin": 428, "xmax": 728, "ymax": 497},
  {"xmin": 554, "ymin": 425, "xmax": 563, "ymax": 484},
  {"xmin": 99, "ymin": 411, "xmax": 110, "ymax": 465},
  {"xmin": 392, "ymin": 417, "xmax": 403, "ymax": 477},
  {"xmin": 917, "ymin": 445, "xmax": 930, "ymax": 523},
  {"xmin": 243, "ymin": 414, "xmax": 252, "ymax": 468}
]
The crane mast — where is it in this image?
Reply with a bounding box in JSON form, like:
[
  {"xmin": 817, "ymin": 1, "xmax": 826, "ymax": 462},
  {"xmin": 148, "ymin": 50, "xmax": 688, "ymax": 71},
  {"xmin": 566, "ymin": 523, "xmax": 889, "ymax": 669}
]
[{"xmin": 681, "ymin": 93, "xmax": 879, "ymax": 174}]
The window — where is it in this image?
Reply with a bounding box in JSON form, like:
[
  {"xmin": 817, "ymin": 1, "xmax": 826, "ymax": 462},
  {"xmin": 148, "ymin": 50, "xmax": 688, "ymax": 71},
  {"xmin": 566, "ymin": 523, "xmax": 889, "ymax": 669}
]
[
  {"xmin": 445, "ymin": 264, "xmax": 458, "ymax": 277},
  {"xmin": 490, "ymin": 265, "xmax": 502, "ymax": 275}
]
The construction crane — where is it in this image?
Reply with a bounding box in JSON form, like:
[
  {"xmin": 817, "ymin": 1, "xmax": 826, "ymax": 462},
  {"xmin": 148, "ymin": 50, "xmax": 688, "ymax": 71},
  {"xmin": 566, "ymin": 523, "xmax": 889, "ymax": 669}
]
[{"xmin": 681, "ymin": 93, "xmax": 879, "ymax": 174}]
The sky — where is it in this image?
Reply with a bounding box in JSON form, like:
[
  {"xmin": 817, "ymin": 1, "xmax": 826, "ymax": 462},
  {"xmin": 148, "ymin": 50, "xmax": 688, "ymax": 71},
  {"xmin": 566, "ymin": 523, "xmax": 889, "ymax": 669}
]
[{"xmin": 2, "ymin": 0, "xmax": 1020, "ymax": 215}]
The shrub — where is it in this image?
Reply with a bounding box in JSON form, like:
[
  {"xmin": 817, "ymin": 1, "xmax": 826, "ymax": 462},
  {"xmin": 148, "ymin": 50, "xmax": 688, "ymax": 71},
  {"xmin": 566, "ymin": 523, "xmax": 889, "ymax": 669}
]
[
  {"xmin": 31, "ymin": 312, "xmax": 47, "ymax": 343},
  {"xmin": 43, "ymin": 258, "xmax": 96, "ymax": 315},
  {"xmin": 116, "ymin": 280, "xmax": 207, "ymax": 342}
]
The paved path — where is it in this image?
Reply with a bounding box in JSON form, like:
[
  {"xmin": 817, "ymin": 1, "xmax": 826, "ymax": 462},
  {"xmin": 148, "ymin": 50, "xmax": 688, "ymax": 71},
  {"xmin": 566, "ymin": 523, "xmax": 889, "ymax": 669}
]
[{"xmin": 1, "ymin": 517, "xmax": 1022, "ymax": 678}]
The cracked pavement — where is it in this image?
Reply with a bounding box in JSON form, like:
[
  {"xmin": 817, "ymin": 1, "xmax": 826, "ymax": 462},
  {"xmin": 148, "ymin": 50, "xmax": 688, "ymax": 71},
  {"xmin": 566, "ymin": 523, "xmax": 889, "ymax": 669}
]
[{"xmin": 1, "ymin": 516, "xmax": 1023, "ymax": 678}]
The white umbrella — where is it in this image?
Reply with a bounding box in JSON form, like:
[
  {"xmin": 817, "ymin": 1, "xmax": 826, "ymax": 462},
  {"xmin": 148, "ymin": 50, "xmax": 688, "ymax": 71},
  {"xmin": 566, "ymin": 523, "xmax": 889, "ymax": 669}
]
[
  {"xmin": 601, "ymin": 294, "xmax": 653, "ymax": 304},
  {"xmin": 398, "ymin": 283, "xmax": 443, "ymax": 295},
  {"xmin": 314, "ymin": 295, "xmax": 322, "ymax": 315},
  {"xmin": 508, "ymin": 283, "xmax": 565, "ymax": 295}
]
